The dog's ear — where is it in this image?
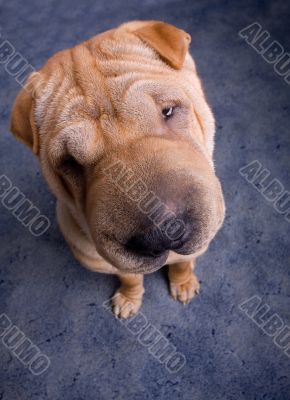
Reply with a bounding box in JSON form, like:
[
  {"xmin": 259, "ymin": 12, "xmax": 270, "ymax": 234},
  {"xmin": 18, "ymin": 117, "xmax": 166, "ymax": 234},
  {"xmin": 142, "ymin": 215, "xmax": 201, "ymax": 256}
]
[
  {"xmin": 134, "ymin": 21, "xmax": 191, "ymax": 69},
  {"xmin": 10, "ymin": 72, "xmax": 43, "ymax": 156}
]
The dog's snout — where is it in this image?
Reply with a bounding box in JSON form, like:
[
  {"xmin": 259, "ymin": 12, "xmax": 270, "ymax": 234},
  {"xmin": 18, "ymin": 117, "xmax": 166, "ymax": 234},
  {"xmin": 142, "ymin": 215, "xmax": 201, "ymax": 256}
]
[{"xmin": 125, "ymin": 216, "xmax": 191, "ymax": 257}]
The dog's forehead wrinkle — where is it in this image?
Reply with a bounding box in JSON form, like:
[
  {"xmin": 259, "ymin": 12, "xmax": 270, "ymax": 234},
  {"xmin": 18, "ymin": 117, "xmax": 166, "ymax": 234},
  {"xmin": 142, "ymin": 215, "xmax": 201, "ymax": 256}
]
[
  {"xmin": 96, "ymin": 33, "xmax": 175, "ymax": 81},
  {"xmin": 98, "ymin": 36, "xmax": 168, "ymax": 72},
  {"xmin": 35, "ymin": 70, "xmax": 67, "ymax": 130},
  {"xmin": 71, "ymin": 45, "xmax": 102, "ymax": 95},
  {"xmin": 43, "ymin": 46, "xmax": 108, "ymax": 120},
  {"xmin": 98, "ymin": 58, "xmax": 168, "ymax": 78},
  {"xmin": 100, "ymin": 37, "xmax": 156, "ymax": 58}
]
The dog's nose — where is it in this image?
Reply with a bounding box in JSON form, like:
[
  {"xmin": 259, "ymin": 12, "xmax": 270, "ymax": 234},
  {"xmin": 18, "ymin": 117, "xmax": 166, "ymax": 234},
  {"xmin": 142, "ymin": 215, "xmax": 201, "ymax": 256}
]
[{"xmin": 125, "ymin": 217, "xmax": 191, "ymax": 257}]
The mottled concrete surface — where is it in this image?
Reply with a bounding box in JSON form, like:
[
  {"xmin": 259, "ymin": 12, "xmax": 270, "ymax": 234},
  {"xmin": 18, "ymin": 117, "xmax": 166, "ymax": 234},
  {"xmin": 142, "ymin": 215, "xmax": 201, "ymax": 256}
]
[{"xmin": 0, "ymin": 1, "xmax": 290, "ymax": 399}]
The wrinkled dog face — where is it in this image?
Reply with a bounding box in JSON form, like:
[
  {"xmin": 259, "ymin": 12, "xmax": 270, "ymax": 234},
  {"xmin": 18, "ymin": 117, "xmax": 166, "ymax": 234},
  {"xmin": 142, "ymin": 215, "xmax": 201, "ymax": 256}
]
[{"xmin": 11, "ymin": 21, "xmax": 225, "ymax": 274}]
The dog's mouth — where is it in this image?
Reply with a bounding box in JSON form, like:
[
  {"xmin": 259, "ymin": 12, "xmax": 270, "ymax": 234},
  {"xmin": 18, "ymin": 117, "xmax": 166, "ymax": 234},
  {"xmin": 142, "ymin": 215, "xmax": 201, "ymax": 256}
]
[
  {"xmin": 97, "ymin": 234, "xmax": 169, "ymax": 274},
  {"xmin": 96, "ymin": 233, "xmax": 202, "ymax": 274}
]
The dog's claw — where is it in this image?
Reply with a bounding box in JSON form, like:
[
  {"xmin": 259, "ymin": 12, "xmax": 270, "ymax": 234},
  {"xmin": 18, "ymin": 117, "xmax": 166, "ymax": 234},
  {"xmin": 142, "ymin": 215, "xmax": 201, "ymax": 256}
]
[
  {"xmin": 170, "ymin": 287, "xmax": 177, "ymax": 301},
  {"xmin": 169, "ymin": 273, "xmax": 200, "ymax": 305}
]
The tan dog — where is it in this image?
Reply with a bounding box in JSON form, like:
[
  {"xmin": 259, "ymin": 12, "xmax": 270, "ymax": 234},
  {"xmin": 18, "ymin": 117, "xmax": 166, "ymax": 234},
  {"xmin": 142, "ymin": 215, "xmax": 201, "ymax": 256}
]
[{"xmin": 10, "ymin": 21, "xmax": 225, "ymax": 318}]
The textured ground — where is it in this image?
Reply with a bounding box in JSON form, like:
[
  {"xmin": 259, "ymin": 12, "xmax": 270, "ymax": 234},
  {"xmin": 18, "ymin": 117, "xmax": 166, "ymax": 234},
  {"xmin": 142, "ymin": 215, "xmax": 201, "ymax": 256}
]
[{"xmin": 0, "ymin": 0, "xmax": 290, "ymax": 399}]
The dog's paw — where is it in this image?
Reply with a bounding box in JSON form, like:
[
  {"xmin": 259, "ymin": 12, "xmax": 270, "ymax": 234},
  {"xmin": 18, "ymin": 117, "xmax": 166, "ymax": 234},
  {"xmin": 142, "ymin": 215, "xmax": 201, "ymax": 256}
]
[
  {"xmin": 170, "ymin": 273, "xmax": 200, "ymax": 304},
  {"xmin": 112, "ymin": 291, "xmax": 142, "ymax": 319}
]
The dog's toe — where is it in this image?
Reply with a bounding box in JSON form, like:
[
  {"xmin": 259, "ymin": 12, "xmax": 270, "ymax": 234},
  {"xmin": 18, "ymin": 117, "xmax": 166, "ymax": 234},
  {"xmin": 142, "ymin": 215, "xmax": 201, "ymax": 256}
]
[
  {"xmin": 112, "ymin": 291, "xmax": 142, "ymax": 319},
  {"xmin": 170, "ymin": 273, "xmax": 200, "ymax": 304}
]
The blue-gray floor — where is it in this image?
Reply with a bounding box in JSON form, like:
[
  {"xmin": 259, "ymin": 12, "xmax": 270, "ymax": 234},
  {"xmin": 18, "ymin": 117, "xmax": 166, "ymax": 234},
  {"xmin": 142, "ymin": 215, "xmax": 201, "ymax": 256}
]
[{"xmin": 1, "ymin": 0, "xmax": 290, "ymax": 399}]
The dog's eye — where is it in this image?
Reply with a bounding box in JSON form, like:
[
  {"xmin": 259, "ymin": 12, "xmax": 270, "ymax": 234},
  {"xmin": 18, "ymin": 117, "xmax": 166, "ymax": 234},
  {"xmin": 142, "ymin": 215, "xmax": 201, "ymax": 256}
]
[{"xmin": 162, "ymin": 106, "xmax": 174, "ymax": 119}]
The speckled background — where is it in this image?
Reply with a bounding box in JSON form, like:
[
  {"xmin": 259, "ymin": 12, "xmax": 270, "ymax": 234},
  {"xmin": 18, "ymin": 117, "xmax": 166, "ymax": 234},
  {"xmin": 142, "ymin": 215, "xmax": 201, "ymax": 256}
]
[{"xmin": 0, "ymin": 1, "xmax": 290, "ymax": 399}]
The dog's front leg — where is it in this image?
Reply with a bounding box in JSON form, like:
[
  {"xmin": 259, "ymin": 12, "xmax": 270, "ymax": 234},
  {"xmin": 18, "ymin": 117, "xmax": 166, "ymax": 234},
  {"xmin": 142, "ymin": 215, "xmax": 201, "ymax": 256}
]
[
  {"xmin": 112, "ymin": 273, "xmax": 144, "ymax": 319},
  {"xmin": 168, "ymin": 261, "xmax": 200, "ymax": 304}
]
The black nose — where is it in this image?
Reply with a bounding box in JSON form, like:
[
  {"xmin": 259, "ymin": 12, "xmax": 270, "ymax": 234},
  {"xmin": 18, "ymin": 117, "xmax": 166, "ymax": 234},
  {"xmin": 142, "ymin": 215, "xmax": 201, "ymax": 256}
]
[{"xmin": 125, "ymin": 217, "xmax": 191, "ymax": 257}]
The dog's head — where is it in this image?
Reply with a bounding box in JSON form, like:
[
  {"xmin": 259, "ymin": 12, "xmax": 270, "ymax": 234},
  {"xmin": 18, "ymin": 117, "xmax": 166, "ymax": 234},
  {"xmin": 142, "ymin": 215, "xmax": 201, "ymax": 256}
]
[{"xmin": 10, "ymin": 21, "xmax": 225, "ymax": 274}]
